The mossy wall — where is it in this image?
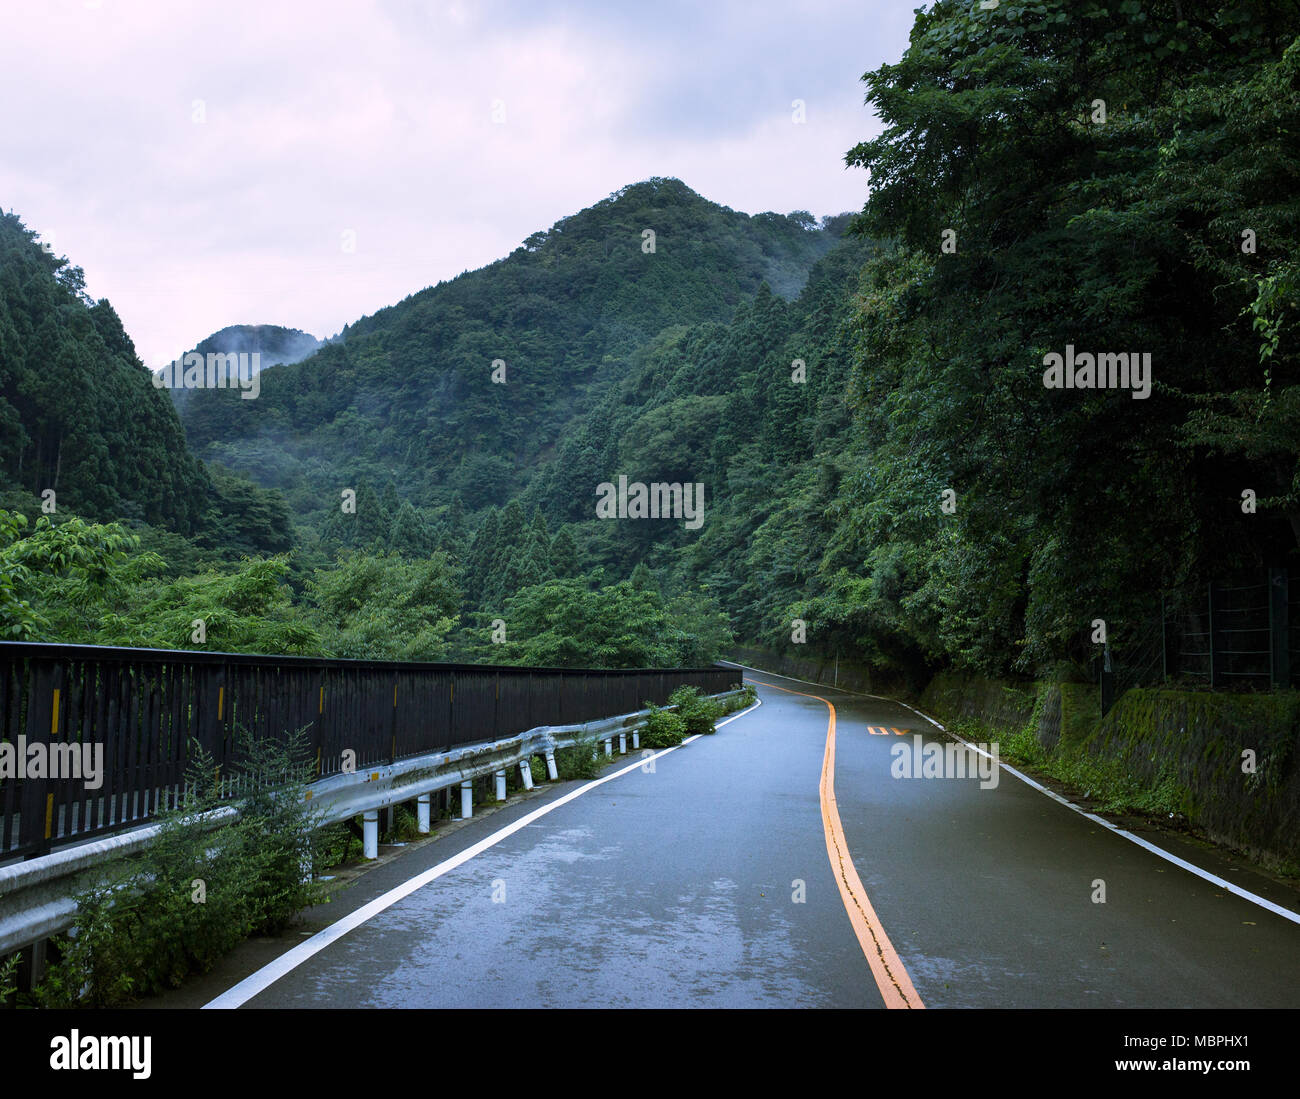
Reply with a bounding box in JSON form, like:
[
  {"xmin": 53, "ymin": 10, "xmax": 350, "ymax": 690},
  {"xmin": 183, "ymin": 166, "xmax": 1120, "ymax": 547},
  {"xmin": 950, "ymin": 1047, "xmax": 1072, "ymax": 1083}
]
[
  {"xmin": 1092, "ymin": 689, "xmax": 1300, "ymax": 867},
  {"xmin": 920, "ymin": 671, "xmax": 1300, "ymax": 871},
  {"xmin": 920, "ymin": 671, "xmax": 1039, "ymax": 731}
]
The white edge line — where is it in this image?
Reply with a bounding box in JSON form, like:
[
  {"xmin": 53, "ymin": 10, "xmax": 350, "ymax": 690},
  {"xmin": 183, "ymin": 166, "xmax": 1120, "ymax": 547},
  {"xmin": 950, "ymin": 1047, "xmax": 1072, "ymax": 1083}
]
[
  {"xmin": 203, "ymin": 695, "xmax": 764, "ymax": 1009},
  {"xmin": 723, "ymin": 659, "xmax": 1300, "ymax": 927}
]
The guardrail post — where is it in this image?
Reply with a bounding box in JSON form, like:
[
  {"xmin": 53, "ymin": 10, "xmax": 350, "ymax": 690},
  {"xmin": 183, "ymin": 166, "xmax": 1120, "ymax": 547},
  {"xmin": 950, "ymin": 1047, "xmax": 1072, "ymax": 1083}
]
[
  {"xmin": 495, "ymin": 769, "xmax": 507, "ymax": 801},
  {"xmin": 518, "ymin": 759, "xmax": 535, "ymax": 790},
  {"xmin": 545, "ymin": 750, "xmax": 558, "ymax": 780},
  {"xmin": 362, "ymin": 810, "xmax": 379, "ymax": 859},
  {"xmin": 417, "ymin": 793, "xmax": 431, "ymax": 834},
  {"xmin": 603, "ymin": 738, "xmax": 612, "ymax": 757},
  {"xmin": 27, "ymin": 941, "xmax": 46, "ymax": 990},
  {"xmin": 618, "ymin": 731, "xmax": 627, "ymax": 754},
  {"xmin": 460, "ymin": 780, "xmax": 473, "ymax": 820},
  {"xmin": 632, "ymin": 730, "xmax": 640, "ymax": 750}
]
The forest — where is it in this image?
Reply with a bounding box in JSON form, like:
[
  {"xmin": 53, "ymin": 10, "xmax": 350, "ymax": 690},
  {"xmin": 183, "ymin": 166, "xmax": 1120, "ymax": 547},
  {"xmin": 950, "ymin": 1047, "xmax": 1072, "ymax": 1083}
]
[{"xmin": 2, "ymin": 0, "xmax": 1297, "ymax": 690}]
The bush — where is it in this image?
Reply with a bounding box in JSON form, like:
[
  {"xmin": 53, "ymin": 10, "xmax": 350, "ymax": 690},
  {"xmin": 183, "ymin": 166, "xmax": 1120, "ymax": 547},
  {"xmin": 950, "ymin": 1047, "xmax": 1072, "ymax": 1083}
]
[
  {"xmin": 641, "ymin": 704, "xmax": 687, "ymax": 748},
  {"xmin": 668, "ymin": 685, "xmax": 723, "ymax": 736},
  {"xmin": 383, "ymin": 805, "xmax": 420, "ymax": 844},
  {"xmin": 35, "ymin": 725, "xmax": 325, "ymax": 1007},
  {"xmin": 317, "ymin": 821, "xmax": 361, "ymax": 868},
  {"xmin": 0, "ymin": 952, "xmax": 19, "ymax": 1007},
  {"xmin": 556, "ymin": 734, "xmax": 603, "ymax": 780}
]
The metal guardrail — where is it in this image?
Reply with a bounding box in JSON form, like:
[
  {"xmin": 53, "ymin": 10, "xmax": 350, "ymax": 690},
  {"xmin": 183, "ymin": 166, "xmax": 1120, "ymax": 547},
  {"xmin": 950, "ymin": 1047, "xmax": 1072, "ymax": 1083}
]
[
  {"xmin": 0, "ymin": 642, "xmax": 736, "ymax": 862},
  {"xmin": 0, "ymin": 689, "xmax": 748, "ymax": 957}
]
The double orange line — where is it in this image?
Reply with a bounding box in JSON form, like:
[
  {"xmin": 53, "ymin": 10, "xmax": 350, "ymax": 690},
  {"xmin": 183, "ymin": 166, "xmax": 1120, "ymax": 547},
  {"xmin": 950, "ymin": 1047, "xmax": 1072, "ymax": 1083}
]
[{"xmin": 762, "ymin": 681, "xmax": 925, "ymax": 1010}]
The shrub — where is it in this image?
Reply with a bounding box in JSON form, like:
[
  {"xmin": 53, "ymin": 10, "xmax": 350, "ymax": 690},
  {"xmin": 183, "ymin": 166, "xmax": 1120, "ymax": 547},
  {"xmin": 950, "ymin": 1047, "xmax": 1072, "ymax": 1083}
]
[
  {"xmin": 724, "ymin": 684, "xmax": 757, "ymax": 712},
  {"xmin": 556, "ymin": 734, "xmax": 603, "ymax": 780},
  {"xmin": 641, "ymin": 704, "xmax": 687, "ymax": 748},
  {"xmin": 383, "ymin": 805, "xmax": 421, "ymax": 844},
  {"xmin": 0, "ymin": 952, "xmax": 20, "ymax": 1007},
  {"xmin": 668, "ymin": 685, "xmax": 723, "ymax": 736},
  {"xmin": 35, "ymin": 725, "xmax": 324, "ymax": 1007},
  {"xmin": 317, "ymin": 821, "xmax": 361, "ymax": 868}
]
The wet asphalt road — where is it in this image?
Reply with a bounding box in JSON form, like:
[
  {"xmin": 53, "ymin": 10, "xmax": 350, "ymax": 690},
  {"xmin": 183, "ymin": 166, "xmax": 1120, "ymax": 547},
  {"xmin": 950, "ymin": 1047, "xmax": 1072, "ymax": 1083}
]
[{"xmin": 212, "ymin": 667, "xmax": 1300, "ymax": 1009}]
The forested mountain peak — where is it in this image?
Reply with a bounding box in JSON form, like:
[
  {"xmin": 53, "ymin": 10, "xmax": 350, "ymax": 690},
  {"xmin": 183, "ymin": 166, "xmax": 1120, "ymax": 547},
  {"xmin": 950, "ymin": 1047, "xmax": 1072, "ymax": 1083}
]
[
  {"xmin": 176, "ymin": 178, "xmax": 850, "ymax": 525},
  {"xmin": 192, "ymin": 325, "xmax": 325, "ymax": 371}
]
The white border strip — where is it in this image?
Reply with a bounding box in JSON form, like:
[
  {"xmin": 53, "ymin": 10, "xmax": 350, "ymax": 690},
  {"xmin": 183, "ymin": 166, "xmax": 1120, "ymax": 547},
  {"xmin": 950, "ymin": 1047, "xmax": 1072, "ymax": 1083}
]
[
  {"xmin": 204, "ymin": 696, "xmax": 762, "ymax": 1008},
  {"xmin": 724, "ymin": 659, "xmax": 1300, "ymax": 927}
]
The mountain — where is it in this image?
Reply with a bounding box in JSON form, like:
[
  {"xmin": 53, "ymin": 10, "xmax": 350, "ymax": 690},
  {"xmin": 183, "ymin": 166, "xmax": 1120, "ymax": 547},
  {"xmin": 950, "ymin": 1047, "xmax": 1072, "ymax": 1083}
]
[
  {"xmin": 175, "ymin": 178, "xmax": 844, "ymax": 524},
  {"xmin": 0, "ymin": 211, "xmax": 210, "ymax": 533},
  {"xmin": 193, "ymin": 325, "xmax": 325, "ymax": 372},
  {"xmin": 161, "ymin": 324, "xmax": 326, "ymax": 412}
]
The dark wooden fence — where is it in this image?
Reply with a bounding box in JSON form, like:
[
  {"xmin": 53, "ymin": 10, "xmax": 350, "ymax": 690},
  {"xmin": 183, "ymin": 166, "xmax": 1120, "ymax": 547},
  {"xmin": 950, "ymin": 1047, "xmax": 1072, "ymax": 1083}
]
[{"xmin": 0, "ymin": 643, "xmax": 736, "ymax": 863}]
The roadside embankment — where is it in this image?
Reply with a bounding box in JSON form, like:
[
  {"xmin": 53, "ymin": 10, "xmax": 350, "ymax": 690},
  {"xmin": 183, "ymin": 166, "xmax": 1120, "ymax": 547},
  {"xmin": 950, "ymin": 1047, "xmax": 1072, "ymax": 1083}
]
[
  {"xmin": 919, "ymin": 671, "xmax": 1300, "ymax": 873},
  {"xmin": 728, "ymin": 650, "xmax": 1300, "ymax": 872}
]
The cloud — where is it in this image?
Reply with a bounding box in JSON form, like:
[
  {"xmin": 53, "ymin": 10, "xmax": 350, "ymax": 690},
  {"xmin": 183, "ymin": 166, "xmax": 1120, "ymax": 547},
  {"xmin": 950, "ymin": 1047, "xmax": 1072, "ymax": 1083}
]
[{"xmin": 0, "ymin": 0, "xmax": 914, "ymax": 365}]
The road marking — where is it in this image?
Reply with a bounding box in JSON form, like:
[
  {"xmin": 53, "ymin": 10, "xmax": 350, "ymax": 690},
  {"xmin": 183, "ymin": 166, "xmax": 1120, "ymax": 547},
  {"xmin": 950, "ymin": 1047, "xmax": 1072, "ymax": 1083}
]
[
  {"xmin": 204, "ymin": 695, "xmax": 763, "ymax": 1008},
  {"xmin": 726, "ymin": 660, "xmax": 1300, "ymax": 928},
  {"xmin": 762, "ymin": 681, "xmax": 924, "ymax": 1009}
]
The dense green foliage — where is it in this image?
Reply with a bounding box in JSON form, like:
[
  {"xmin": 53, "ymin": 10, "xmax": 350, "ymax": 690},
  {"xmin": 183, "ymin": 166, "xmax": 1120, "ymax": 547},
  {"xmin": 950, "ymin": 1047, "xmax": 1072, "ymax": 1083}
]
[
  {"xmin": 177, "ymin": 179, "xmax": 837, "ymax": 530},
  {"xmin": 0, "ymin": 211, "xmax": 301, "ymax": 570},
  {"xmin": 0, "ymin": 212, "xmax": 210, "ymax": 532},
  {"xmin": 165, "ymin": 324, "xmax": 326, "ymax": 414},
  {"xmin": 305, "ymin": 549, "xmax": 459, "ymax": 660},
  {"xmin": 5, "ymin": 1, "xmax": 1298, "ymax": 692},
  {"xmin": 667, "ymin": 685, "xmax": 725, "ymax": 736},
  {"xmin": 34, "ymin": 729, "xmax": 323, "ymax": 1007},
  {"xmin": 825, "ymin": 0, "xmax": 1300, "ymax": 677},
  {"xmin": 640, "ymin": 704, "xmax": 687, "ymax": 748},
  {"xmin": 0, "ymin": 506, "xmax": 731, "ymax": 666}
]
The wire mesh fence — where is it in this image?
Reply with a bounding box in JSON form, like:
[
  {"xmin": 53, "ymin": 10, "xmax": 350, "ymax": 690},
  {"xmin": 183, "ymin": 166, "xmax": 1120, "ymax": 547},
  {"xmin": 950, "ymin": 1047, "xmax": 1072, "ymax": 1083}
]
[{"xmin": 1095, "ymin": 568, "xmax": 1296, "ymax": 715}]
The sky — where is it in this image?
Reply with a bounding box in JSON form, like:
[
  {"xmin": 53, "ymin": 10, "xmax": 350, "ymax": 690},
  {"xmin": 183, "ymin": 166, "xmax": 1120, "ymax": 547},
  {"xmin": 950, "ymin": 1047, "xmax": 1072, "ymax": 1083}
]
[{"xmin": 0, "ymin": 0, "xmax": 919, "ymax": 367}]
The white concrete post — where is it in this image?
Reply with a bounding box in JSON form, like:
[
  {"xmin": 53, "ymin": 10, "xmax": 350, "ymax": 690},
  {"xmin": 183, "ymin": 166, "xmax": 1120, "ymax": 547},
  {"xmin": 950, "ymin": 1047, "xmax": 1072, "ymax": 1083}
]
[
  {"xmin": 495, "ymin": 769, "xmax": 507, "ymax": 801},
  {"xmin": 604, "ymin": 738, "xmax": 613, "ymax": 757},
  {"xmin": 460, "ymin": 780, "xmax": 473, "ymax": 819},
  {"xmin": 363, "ymin": 810, "xmax": 379, "ymax": 860},
  {"xmin": 632, "ymin": 730, "xmax": 640, "ymax": 750},
  {"xmin": 618, "ymin": 731, "xmax": 627, "ymax": 754},
  {"xmin": 417, "ymin": 793, "xmax": 431, "ymax": 834},
  {"xmin": 545, "ymin": 751, "xmax": 558, "ymax": 780},
  {"xmin": 519, "ymin": 758, "xmax": 535, "ymax": 790}
]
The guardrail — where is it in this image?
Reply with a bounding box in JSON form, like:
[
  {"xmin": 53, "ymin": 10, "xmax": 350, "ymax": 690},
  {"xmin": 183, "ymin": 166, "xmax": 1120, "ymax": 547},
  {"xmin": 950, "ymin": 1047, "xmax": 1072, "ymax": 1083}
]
[
  {"xmin": 0, "ymin": 642, "xmax": 735, "ymax": 862},
  {"xmin": 0, "ymin": 689, "xmax": 748, "ymax": 958}
]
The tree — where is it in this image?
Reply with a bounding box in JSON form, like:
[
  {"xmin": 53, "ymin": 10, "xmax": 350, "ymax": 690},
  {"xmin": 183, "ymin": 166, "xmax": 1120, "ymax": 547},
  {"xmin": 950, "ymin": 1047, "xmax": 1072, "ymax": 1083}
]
[{"xmin": 306, "ymin": 549, "xmax": 460, "ymax": 661}]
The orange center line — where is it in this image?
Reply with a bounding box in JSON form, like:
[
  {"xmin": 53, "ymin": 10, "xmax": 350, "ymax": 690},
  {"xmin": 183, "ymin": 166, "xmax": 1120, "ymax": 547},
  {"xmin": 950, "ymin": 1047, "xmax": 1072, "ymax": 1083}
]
[{"xmin": 758, "ymin": 679, "xmax": 925, "ymax": 1009}]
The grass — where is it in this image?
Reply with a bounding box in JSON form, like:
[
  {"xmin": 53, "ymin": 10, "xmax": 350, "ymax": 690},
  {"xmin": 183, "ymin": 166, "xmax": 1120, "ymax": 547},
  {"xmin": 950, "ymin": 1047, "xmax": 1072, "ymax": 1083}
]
[{"xmin": 950, "ymin": 712, "xmax": 1187, "ymax": 819}]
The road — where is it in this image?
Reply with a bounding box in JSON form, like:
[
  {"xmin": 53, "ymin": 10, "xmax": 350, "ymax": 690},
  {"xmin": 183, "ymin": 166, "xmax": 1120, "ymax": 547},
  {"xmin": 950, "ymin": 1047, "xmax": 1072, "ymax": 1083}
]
[{"xmin": 196, "ymin": 667, "xmax": 1300, "ymax": 1009}]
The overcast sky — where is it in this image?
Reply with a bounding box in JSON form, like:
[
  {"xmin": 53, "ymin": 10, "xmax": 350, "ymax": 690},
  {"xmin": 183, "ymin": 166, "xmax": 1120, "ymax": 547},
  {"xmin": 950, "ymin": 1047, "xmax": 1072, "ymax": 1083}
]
[{"xmin": 1, "ymin": 0, "xmax": 918, "ymax": 366}]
